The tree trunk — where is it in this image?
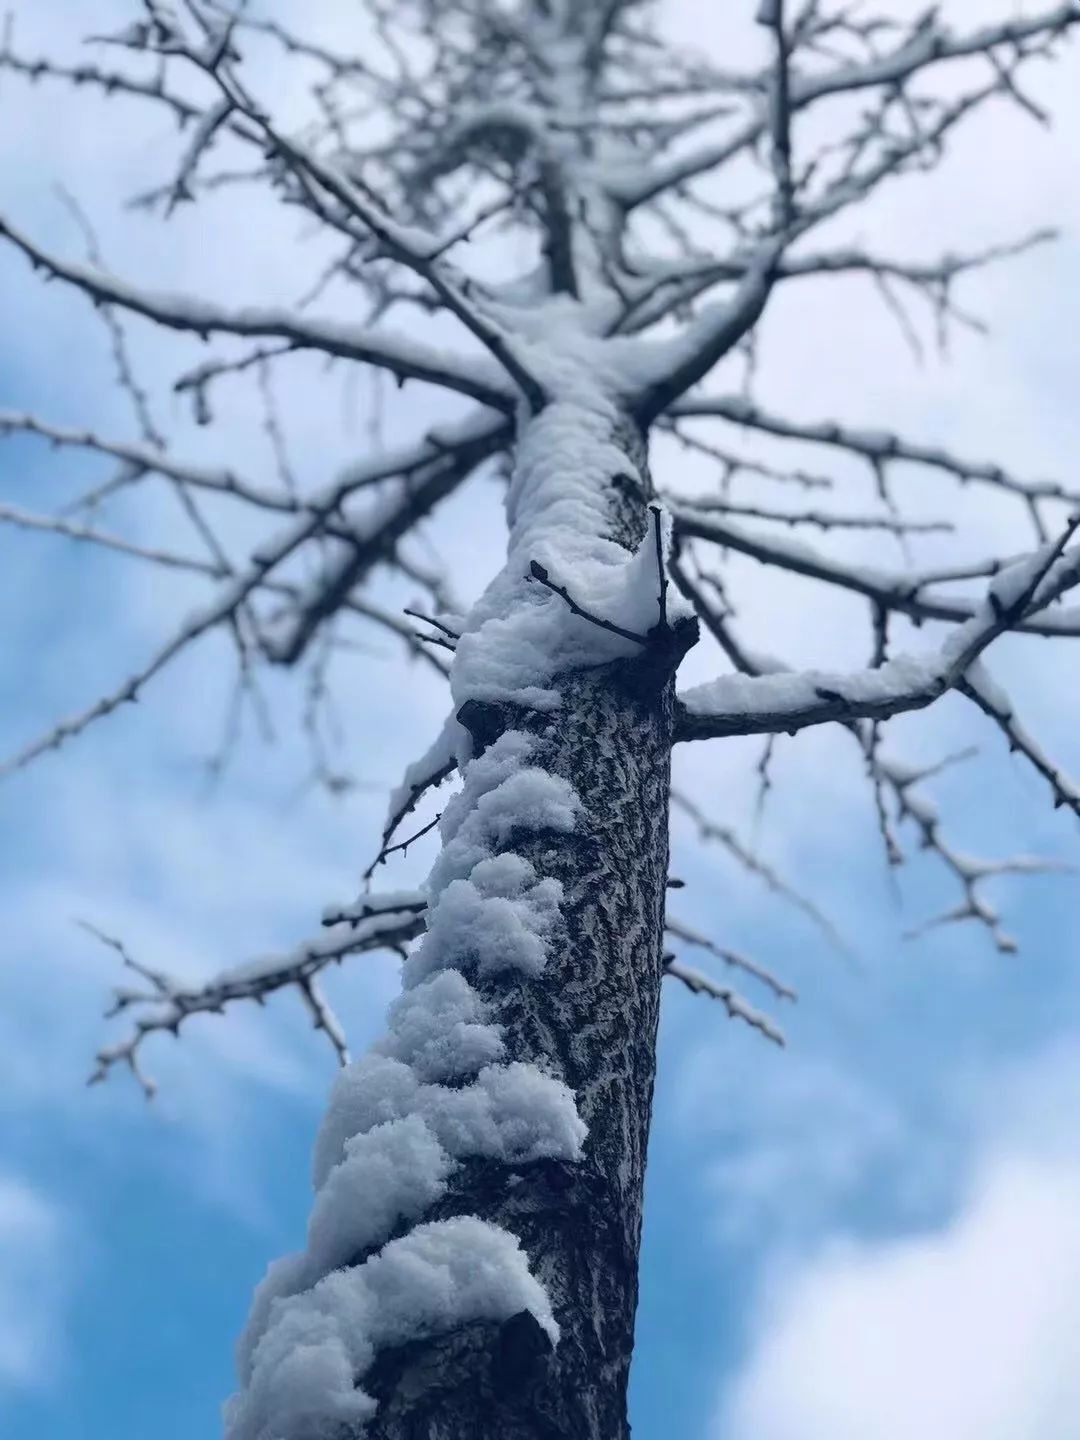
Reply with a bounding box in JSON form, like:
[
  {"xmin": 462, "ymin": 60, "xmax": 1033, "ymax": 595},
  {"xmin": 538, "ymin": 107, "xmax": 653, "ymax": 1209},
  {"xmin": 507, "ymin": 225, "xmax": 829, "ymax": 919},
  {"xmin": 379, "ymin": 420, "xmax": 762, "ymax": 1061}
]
[{"xmin": 362, "ymin": 415, "xmax": 693, "ymax": 1439}]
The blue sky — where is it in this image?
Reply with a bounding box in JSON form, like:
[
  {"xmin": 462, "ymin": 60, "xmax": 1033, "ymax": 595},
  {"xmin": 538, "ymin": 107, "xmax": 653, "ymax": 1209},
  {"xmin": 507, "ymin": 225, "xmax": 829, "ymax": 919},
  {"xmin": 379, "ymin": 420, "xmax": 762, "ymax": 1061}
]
[{"xmin": 2, "ymin": 4, "xmax": 1080, "ymax": 1439}]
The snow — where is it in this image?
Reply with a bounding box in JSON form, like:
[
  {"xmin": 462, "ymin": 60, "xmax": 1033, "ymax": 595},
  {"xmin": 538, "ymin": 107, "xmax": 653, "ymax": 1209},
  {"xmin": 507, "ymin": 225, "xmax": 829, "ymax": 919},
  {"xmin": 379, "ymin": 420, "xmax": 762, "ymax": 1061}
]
[
  {"xmin": 427, "ymin": 765, "xmax": 577, "ymax": 898},
  {"xmin": 374, "ymin": 969, "xmax": 505, "ymax": 1082},
  {"xmin": 987, "ymin": 540, "xmax": 1059, "ymax": 615},
  {"xmin": 381, "ymin": 733, "xmax": 576, "ymax": 992},
  {"xmin": 230, "ymin": 712, "xmax": 589, "ymax": 1436},
  {"xmin": 359, "ymin": 1215, "xmax": 559, "ymax": 1346},
  {"xmin": 227, "ymin": 1219, "xmax": 557, "ymax": 1440},
  {"xmin": 313, "ymin": 1054, "xmax": 585, "ymax": 1195},
  {"xmin": 235, "ymin": 1046, "xmax": 583, "ymax": 1425},
  {"xmin": 313, "ymin": 1056, "xmax": 426, "ymax": 1191},
  {"xmin": 665, "ymin": 960, "xmax": 785, "ymax": 1046},
  {"xmin": 434, "ymin": 1061, "xmax": 585, "ymax": 1163},
  {"xmin": 449, "ymin": 348, "xmax": 692, "ymax": 709},
  {"xmin": 382, "ymin": 715, "xmax": 464, "ymax": 843},
  {"xmin": 306, "ymin": 1115, "xmax": 453, "ymax": 1276},
  {"xmin": 680, "ymin": 653, "xmax": 943, "ymax": 728},
  {"xmin": 406, "ymin": 870, "xmax": 564, "ymax": 987},
  {"xmin": 236, "ymin": 1253, "xmax": 312, "ymax": 1386}
]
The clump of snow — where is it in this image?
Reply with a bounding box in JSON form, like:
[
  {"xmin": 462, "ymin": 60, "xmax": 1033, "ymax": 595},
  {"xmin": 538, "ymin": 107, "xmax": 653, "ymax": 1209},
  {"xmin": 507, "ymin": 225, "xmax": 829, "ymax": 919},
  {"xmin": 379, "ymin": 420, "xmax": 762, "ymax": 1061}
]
[
  {"xmin": 392, "ymin": 731, "xmax": 576, "ymax": 991},
  {"xmin": 427, "ymin": 764, "xmax": 577, "ymax": 897},
  {"xmin": 313, "ymin": 1052, "xmax": 584, "ymax": 1194},
  {"xmin": 362, "ymin": 1215, "xmax": 559, "ymax": 1346},
  {"xmin": 374, "ymin": 969, "xmax": 505, "ymax": 1081},
  {"xmin": 313, "ymin": 1055, "xmax": 424, "ymax": 1190},
  {"xmin": 429, "ymin": 1061, "xmax": 585, "ymax": 1164},
  {"xmin": 226, "ymin": 1218, "xmax": 558, "ymax": 1440},
  {"xmin": 307, "ymin": 1115, "xmax": 454, "ymax": 1276},
  {"xmin": 471, "ymin": 767, "xmax": 579, "ymax": 850},
  {"xmin": 236, "ymin": 1252, "xmax": 312, "ymax": 1386},
  {"xmin": 227, "ymin": 1265, "xmax": 379, "ymax": 1440},
  {"xmin": 986, "ymin": 541, "xmax": 1057, "ymax": 614},
  {"xmin": 435, "ymin": 730, "xmax": 540, "ymax": 850},
  {"xmin": 405, "ymin": 870, "xmax": 564, "ymax": 987}
]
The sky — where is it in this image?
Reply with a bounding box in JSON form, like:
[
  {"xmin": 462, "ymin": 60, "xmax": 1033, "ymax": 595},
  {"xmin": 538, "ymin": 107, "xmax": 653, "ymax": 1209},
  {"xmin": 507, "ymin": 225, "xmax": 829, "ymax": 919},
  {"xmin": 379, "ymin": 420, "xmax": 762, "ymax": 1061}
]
[{"xmin": 2, "ymin": 3, "xmax": 1080, "ymax": 1438}]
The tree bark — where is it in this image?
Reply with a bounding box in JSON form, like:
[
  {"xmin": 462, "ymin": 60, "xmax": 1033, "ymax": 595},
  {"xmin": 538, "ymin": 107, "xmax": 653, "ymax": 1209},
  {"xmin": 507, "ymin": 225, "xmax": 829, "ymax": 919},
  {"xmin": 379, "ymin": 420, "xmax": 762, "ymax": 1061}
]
[{"xmin": 362, "ymin": 415, "xmax": 695, "ymax": 1439}]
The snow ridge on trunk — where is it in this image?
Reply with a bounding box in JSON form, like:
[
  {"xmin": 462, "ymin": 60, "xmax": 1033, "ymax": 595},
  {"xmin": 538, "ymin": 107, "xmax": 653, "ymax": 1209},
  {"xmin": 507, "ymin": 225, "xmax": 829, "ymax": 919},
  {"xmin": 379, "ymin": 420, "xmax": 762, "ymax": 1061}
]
[{"xmin": 226, "ymin": 365, "xmax": 696, "ymax": 1439}]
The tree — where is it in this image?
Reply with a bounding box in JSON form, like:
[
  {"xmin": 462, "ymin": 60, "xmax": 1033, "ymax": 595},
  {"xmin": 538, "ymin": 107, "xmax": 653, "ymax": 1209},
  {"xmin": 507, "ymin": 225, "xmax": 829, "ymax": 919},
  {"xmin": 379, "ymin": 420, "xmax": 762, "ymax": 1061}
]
[{"xmin": 2, "ymin": 1, "xmax": 1079, "ymax": 1436}]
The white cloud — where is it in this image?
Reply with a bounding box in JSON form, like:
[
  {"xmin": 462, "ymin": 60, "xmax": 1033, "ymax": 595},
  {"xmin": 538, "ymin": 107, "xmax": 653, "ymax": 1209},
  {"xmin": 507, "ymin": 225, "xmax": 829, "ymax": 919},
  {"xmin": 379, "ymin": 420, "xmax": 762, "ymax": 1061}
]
[
  {"xmin": 0, "ymin": 1177, "xmax": 69, "ymax": 1389},
  {"xmin": 715, "ymin": 1041, "xmax": 1080, "ymax": 1440}
]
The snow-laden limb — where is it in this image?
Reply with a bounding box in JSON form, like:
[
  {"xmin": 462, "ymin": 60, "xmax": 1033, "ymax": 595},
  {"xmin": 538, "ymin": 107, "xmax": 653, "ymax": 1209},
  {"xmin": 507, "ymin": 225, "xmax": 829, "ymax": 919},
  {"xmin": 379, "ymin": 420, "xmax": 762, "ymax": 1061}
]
[
  {"xmin": 178, "ymin": 66, "xmax": 550, "ymax": 410},
  {"xmin": 372, "ymin": 716, "xmax": 465, "ymax": 874},
  {"xmin": 0, "ymin": 28, "xmax": 210, "ymax": 126},
  {"xmin": 677, "ymin": 520, "xmax": 1080, "ymax": 742},
  {"xmin": 663, "ymin": 958, "xmax": 785, "ymax": 1047},
  {"xmin": 51, "ymin": 184, "xmax": 168, "ymax": 449},
  {"xmin": 0, "ymin": 213, "xmax": 514, "ymax": 413},
  {"xmin": 265, "ymin": 420, "xmax": 507, "ymax": 666},
  {"xmin": 635, "ymin": 239, "xmax": 786, "ymax": 424},
  {"xmin": 671, "ymin": 581, "xmax": 1071, "ymax": 953},
  {"xmin": 666, "ymin": 493, "xmax": 952, "ymax": 537},
  {"xmin": 83, "ymin": 897, "xmax": 426, "ymax": 1096},
  {"xmin": 636, "ymin": 229, "xmax": 1058, "ymax": 344},
  {"xmin": 901, "ymin": 849, "xmax": 1071, "ymax": 954}
]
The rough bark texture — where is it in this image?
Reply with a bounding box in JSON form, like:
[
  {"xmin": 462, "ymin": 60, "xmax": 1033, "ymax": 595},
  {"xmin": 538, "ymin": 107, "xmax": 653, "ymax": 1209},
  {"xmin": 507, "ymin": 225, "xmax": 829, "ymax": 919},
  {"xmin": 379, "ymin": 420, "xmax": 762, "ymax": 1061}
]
[{"xmin": 361, "ymin": 415, "xmax": 696, "ymax": 1439}]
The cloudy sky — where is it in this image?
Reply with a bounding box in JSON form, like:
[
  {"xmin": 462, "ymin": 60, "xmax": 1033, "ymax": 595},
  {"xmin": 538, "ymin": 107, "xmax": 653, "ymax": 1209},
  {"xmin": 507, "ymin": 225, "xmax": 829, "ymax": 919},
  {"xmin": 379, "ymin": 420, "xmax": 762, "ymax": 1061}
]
[{"xmin": 2, "ymin": 3, "xmax": 1080, "ymax": 1438}]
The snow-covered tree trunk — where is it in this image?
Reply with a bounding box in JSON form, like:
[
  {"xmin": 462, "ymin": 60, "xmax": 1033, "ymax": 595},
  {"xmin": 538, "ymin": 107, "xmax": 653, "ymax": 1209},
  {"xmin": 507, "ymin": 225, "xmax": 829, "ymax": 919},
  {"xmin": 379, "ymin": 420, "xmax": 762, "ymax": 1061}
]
[
  {"xmin": 360, "ymin": 415, "xmax": 691, "ymax": 1439},
  {"xmin": 228, "ymin": 391, "xmax": 697, "ymax": 1439}
]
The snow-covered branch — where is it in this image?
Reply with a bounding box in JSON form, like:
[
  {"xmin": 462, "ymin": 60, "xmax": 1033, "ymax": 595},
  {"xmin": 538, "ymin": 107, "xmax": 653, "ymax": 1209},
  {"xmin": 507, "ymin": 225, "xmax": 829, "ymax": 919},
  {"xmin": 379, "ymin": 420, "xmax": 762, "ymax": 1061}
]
[
  {"xmin": 0, "ymin": 213, "xmax": 514, "ymax": 412},
  {"xmin": 677, "ymin": 519, "xmax": 1080, "ymax": 741},
  {"xmin": 673, "ymin": 505, "xmax": 1080, "ymax": 638},
  {"xmin": 83, "ymin": 895, "xmax": 426, "ymax": 1096},
  {"xmin": 669, "ymin": 392, "xmax": 1080, "ymax": 512}
]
